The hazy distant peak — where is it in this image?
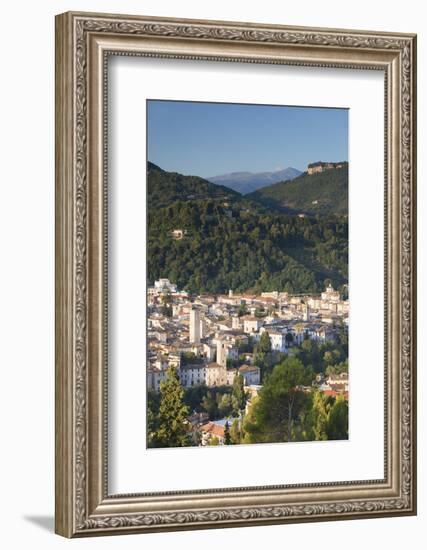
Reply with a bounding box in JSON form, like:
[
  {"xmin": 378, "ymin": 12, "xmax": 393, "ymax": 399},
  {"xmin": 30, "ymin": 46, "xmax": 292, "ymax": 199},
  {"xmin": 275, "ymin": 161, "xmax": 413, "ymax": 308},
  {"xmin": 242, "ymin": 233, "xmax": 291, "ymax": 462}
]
[{"xmin": 207, "ymin": 167, "xmax": 302, "ymax": 194}]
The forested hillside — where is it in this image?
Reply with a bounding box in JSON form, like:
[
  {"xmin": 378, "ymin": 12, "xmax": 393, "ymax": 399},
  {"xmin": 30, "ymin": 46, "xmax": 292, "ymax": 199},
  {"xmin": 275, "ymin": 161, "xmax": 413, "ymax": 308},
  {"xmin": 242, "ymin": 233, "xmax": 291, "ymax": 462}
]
[
  {"xmin": 147, "ymin": 161, "xmax": 239, "ymax": 206},
  {"xmin": 147, "ymin": 163, "xmax": 348, "ymax": 295},
  {"xmin": 247, "ymin": 163, "xmax": 348, "ymax": 216}
]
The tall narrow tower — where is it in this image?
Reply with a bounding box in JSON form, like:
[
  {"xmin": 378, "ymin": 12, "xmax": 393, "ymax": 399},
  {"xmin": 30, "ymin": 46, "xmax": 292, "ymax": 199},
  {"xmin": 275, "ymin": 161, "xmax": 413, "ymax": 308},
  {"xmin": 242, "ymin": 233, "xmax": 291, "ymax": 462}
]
[
  {"xmin": 189, "ymin": 308, "xmax": 200, "ymax": 343},
  {"xmin": 303, "ymin": 303, "xmax": 309, "ymax": 321},
  {"xmin": 216, "ymin": 339, "xmax": 227, "ymax": 367}
]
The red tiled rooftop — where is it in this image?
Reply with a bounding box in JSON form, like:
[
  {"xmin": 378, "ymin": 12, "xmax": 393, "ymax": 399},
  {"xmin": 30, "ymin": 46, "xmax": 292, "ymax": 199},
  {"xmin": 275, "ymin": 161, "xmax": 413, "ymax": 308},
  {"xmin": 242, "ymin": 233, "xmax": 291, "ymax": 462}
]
[{"xmin": 200, "ymin": 422, "xmax": 225, "ymax": 438}]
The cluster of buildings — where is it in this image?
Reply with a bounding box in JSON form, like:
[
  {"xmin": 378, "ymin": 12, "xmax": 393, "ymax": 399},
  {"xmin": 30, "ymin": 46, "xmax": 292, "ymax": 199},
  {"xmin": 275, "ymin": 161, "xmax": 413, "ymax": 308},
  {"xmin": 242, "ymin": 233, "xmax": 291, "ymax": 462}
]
[
  {"xmin": 147, "ymin": 279, "xmax": 349, "ymax": 395},
  {"xmin": 316, "ymin": 371, "xmax": 349, "ymax": 400},
  {"xmin": 307, "ymin": 161, "xmax": 346, "ymax": 175}
]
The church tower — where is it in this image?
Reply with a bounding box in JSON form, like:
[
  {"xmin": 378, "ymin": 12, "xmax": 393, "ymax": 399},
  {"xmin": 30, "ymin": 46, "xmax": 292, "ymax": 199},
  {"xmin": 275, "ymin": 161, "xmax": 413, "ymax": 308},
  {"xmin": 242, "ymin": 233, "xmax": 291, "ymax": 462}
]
[{"xmin": 189, "ymin": 308, "xmax": 200, "ymax": 343}]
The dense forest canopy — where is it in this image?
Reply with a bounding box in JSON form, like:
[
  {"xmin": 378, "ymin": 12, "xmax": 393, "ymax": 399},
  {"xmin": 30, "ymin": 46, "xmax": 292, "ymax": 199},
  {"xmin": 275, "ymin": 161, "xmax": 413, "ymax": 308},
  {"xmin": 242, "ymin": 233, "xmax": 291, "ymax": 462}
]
[
  {"xmin": 147, "ymin": 162, "xmax": 348, "ymax": 295},
  {"xmin": 247, "ymin": 163, "xmax": 348, "ymax": 216}
]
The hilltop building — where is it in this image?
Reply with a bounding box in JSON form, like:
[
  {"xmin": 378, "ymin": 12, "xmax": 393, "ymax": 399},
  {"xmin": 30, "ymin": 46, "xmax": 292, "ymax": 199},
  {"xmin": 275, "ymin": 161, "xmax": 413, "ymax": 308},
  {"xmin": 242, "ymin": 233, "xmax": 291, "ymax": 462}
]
[
  {"xmin": 171, "ymin": 229, "xmax": 186, "ymax": 240},
  {"xmin": 152, "ymin": 278, "xmax": 177, "ymax": 293},
  {"xmin": 321, "ymin": 284, "xmax": 341, "ymax": 303},
  {"xmin": 307, "ymin": 161, "xmax": 345, "ymax": 175}
]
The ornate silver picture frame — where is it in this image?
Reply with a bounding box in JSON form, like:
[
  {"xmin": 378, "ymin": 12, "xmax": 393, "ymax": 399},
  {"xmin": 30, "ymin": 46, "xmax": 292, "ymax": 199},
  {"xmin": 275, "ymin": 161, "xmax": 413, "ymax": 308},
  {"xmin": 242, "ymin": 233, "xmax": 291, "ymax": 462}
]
[{"xmin": 55, "ymin": 11, "xmax": 417, "ymax": 537}]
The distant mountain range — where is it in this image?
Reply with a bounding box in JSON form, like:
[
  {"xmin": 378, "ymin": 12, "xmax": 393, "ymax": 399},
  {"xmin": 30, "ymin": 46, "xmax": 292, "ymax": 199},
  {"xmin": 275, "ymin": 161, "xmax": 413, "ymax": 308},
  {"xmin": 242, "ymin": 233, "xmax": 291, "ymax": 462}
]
[{"xmin": 207, "ymin": 167, "xmax": 302, "ymax": 194}]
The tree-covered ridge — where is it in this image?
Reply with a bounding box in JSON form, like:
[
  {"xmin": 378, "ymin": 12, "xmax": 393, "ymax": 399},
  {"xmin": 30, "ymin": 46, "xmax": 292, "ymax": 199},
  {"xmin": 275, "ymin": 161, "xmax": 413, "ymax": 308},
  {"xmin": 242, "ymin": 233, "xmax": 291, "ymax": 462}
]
[
  {"xmin": 148, "ymin": 161, "xmax": 239, "ymax": 208},
  {"xmin": 247, "ymin": 163, "xmax": 348, "ymax": 216},
  {"xmin": 147, "ymin": 163, "xmax": 348, "ymax": 294}
]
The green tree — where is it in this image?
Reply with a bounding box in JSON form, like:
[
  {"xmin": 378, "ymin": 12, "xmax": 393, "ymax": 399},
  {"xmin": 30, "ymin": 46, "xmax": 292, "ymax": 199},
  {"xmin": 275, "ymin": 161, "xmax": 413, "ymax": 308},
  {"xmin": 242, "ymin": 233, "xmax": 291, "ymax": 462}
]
[
  {"xmin": 224, "ymin": 421, "xmax": 232, "ymax": 445},
  {"xmin": 328, "ymin": 359, "xmax": 348, "ymax": 375},
  {"xmin": 325, "ymin": 365, "xmax": 338, "ymax": 377},
  {"xmin": 218, "ymin": 393, "xmax": 233, "ymax": 417},
  {"xmin": 244, "ymin": 357, "xmax": 311, "ymax": 443},
  {"xmin": 202, "ymin": 391, "xmax": 218, "ymax": 419},
  {"xmin": 232, "ymin": 373, "xmax": 246, "ymax": 414},
  {"xmin": 308, "ymin": 391, "xmax": 349, "ymax": 441},
  {"xmin": 311, "ymin": 390, "xmax": 330, "ymax": 441},
  {"xmin": 301, "ymin": 338, "xmax": 314, "ymax": 354},
  {"xmin": 230, "ymin": 418, "xmax": 241, "ymax": 444},
  {"xmin": 258, "ymin": 331, "xmax": 272, "ymax": 353},
  {"xmin": 160, "ymin": 291, "xmax": 173, "ymax": 317},
  {"xmin": 238, "ymin": 302, "xmax": 248, "ymax": 317},
  {"xmin": 253, "ymin": 331, "xmax": 274, "ymax": 381},
  {"xmin": 147, "ymin": 391, "xmax": 161, "ymax": 448},
  {"xmin": 323, "ymin": 351, "xmax": 334, "ymax": 365},
  {"xmin": 294, "ymin": 394, "xmax": 316, "ymax": 441},
  {"xmin": 183, "ymin": 384, "xmax": 208, "ymax": 412},
  {"xmin": 155, "ymin": 367, "xmax": 190, "ymax": 447},
  {"xmin": 326, "ymin": 395, "xmax": 348, "ymax": 440},
  {"xmin": 226, "ymin": 358, "xmax": 240, "ymax": 369},
  {"xmin": 181, "ymin": 351, "xmax": 203, "ymax": 365}
]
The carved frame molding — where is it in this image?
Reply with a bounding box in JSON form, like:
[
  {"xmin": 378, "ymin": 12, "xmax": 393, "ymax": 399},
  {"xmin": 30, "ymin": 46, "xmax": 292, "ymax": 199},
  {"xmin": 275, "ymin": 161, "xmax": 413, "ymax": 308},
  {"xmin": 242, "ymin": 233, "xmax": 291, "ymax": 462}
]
[{"xmin": 55, "ymin": 11, "xmax": 416, "ymax": 537}]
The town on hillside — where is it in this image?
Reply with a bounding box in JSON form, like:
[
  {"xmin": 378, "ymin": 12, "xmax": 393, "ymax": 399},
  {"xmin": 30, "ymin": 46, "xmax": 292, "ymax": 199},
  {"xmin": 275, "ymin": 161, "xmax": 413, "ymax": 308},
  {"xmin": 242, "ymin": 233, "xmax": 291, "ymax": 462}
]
[{"xmin": 147, "ymin": 278, "xmax": 349, "ymax": 447}]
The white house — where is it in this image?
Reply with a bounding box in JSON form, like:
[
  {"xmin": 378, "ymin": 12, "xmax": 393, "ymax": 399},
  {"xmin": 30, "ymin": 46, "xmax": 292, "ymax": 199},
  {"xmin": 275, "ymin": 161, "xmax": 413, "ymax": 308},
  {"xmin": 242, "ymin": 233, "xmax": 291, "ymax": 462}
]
[
  {"xmin": 179, "ymin": 364, "xmax": 206, "ymax": 388},
  {"xmin": 232, "ymin": 316, "xmax": 242, "ymax": 330},
  {"xmin": 238, "ymin": 364, "xmax": 261, "ymax": 385},
  {"xmin": 269, "ymin": 331, "xmax": 287, "ymax": 352},
  {"xmin": 327, "ymin": 372, "xmax": 349, "ymax": 392},
  {"xmin": 200, "ymin": 422, "xmax": 225, "ymax": 445},
  {"xmin": 153, "ymin": 278, "xmax": 177, "ymax": 293},
  {"xmin": 205, "ymin": 362, "xmax": 227, "ymax": 386},
  {"xmin": 321, "ymin": 284, "xmax": 340, "ymax": 303},
  {"xmin": 206, "ymin": 362, "xmax": 238, "ymax": 387},
  {"xmin": 203, "ymin": 343, "xmax": 216, "ymax": 362},
  {"xmin": 243, "ymin": 316, "xmax": 263, "ymax": 334},
  {"xmin": 260, "ymin": 326, "xmax": 287, "ymax": 352},
  {"xmin": 147, "ymin": 365, "xmax": 168, "ymax": 392}
]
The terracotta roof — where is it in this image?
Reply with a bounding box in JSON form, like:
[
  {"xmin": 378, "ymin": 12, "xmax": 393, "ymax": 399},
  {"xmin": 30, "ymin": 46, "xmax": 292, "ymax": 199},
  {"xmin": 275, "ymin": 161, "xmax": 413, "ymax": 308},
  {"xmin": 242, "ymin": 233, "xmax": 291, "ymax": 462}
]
[
  {"xmin": 200, "ymin": 422, "xmax": 225, "ymax": 437},
  {"xmin": 322, "ymin": 389, "xmax": 349, "ymax": 400}
]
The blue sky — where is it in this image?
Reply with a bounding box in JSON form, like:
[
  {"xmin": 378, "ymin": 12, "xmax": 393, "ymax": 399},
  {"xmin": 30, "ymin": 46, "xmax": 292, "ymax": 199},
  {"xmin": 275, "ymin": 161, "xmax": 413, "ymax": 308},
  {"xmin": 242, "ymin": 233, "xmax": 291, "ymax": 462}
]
[{"xmin": 147, "ymin": 100, "xmax": 348, "ymax": 177}]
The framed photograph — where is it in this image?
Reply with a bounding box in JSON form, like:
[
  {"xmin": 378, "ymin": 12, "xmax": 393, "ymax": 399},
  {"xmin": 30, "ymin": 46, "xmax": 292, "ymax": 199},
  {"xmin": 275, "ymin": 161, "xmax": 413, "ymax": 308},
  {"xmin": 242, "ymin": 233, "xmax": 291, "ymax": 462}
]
[{"xmin": 55, "ymin": 11, "xmax": 417, "ymax": 537}]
